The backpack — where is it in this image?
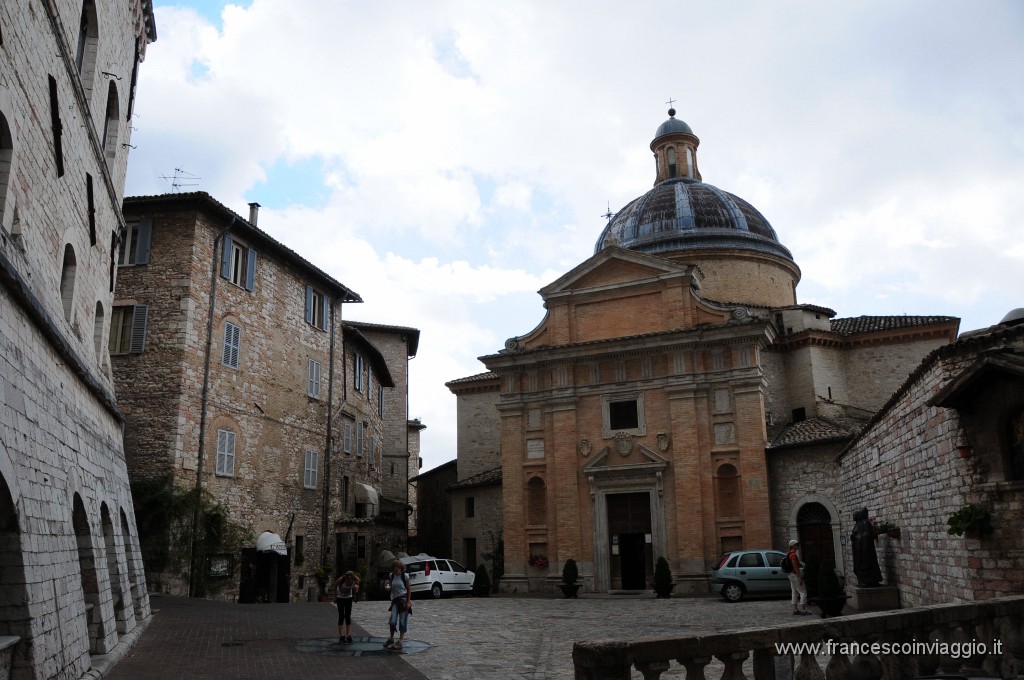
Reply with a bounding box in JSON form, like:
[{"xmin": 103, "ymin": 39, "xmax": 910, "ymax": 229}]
[{"xmin": 780, "ymin": 554, "xmax": 794, "ymax": 573}]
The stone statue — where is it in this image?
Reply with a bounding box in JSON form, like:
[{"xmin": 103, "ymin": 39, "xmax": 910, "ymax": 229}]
[{"xmin": 851, "ymin": 507, "xmax": 883, "ymax": 587}]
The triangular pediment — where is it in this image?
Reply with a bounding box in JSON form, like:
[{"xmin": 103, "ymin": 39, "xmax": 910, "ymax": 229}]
[
  {"xmin": 540, "ymin": 246, "xmax": 698, "ymax": 298},
  {"xmin": 582, "ymin": 442, "xmax": 670, "ymax": 475}
]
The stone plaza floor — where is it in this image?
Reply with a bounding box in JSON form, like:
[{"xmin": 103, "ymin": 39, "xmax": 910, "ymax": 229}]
[{"xmin": 101, "ymin": 591, "xmax": 808, "ymax": 680}]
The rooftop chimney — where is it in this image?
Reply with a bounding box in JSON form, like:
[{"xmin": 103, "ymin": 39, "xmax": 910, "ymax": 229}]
[{"xmin": 248, "ymin": 202, "xmax": 261, "ymax": 226}]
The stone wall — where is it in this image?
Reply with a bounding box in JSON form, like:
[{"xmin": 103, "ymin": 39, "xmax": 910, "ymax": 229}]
[
  {"xmin": 453, "ymin": 384, "xmax": 501, "ymax": 482},
  {"xmin": 839, "ymin": 328, "xmax": 1024, "ymax": 606},
  {"xmin": 766, "ymin": 443, "xmax": 846, "ymax": 560},
  {"xmin": 449, "ymin": 482, "xmax": 502, "ymax": 569},
  {"xmin": 0, "ymin": 0, "xmax": 154, "ymax": 676}
]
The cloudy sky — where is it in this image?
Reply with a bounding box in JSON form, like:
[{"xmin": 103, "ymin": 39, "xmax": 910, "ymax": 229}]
[{"xmin": 125, "ymin": 0, "xmax": 1024, "ymax": 472}]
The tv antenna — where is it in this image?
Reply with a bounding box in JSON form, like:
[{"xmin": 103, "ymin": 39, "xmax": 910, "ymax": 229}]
[{"xmin": 159, "ymin": 167, "xmax": 201, "ymax": 192}]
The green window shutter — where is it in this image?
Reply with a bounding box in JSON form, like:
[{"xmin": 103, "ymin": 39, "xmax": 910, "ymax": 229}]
[
  {"xmin": 220, "ymin": 235, "xmax": 233, "ymax": 279},
  {"xmin": 135, "ymin": 218, "xmax": 153, "ymax": 265},
  {"xmin": 128, "ymin": 304, "xmax": 148, "ymax": 353},
  {"xmin": 244, "ymin": 248, "xmax": 256, "ymax": 290}
]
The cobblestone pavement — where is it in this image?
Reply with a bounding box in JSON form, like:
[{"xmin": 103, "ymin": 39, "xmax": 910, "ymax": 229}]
[
  {"xmin": 102, "ymin": 591, "xmax": 813, "ymax": 680},
  {"xmin": 396, "ymin": 592, "xmax": 808, "ymax": 680}
]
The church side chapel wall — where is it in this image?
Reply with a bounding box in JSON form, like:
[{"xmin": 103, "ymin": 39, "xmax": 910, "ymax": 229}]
[
  {"xmin": 766, "ymin": 445, "xmax": 845, "ymax": 560},
  {"xmin": 841, "ymin": 338, "xmax": 953, "ymax": 414},
  {"xmin": 839, "ymin": 338, "xmax": 1024, "ymax": 607},
  {"xmin": 454, "ymin": 388, "xmax": 501, "ymax": 481}
]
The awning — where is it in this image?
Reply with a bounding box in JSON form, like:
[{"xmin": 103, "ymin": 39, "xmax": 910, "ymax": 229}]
[
  {"xmin": 353, "ymin": 483, "xmax": 379, "ymax": 506},
  {"xmin": 256, "ymin": 531, "xmax": 288, "ymax": 555}
]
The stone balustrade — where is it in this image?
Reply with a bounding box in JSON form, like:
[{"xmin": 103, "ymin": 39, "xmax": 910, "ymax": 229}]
[{"xmin": 573, "ymin": 595, "xmax": 1024, "ymax": 679}]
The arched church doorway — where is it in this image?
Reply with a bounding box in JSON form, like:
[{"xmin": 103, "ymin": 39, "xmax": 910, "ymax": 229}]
[
  {"xmin": 607, "ymin": 492, "xmax": 651, "ymax": 590},
  {"xmin": 0, "ymin": 473, "xmax": 29, "ymax": 677},
  {"xmin": 797, "ymin": 502, "xmax": 835, "ymax": 568}
]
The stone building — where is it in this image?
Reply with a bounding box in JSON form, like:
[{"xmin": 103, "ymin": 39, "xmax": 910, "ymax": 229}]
[
  {"xmin": 836, "ymin": 311, "xmax": 1024, "ymax": 606},
  {"xmin": 407, "ymin": 418, "xmax": 426, "ymax": 541},
  {"xmin": 411, "ymin": 459, "xmax": 457, "ymax": 558},
  {"xmin": 456, "ymin": 110, "xmax": 958, "ymax": 594},
  {"xmin": 0, "ymin": 0, "xmax": 155, "ymax": 677},
  {"xmin": 445, "ymin": 372, "xmax": 502, "ymax": 572},
  {"xmin": 115, "ymin": 192, "xmax": 418, "ymax": 601}
]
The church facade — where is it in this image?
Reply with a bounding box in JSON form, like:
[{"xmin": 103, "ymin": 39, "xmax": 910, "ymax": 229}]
[{"xmin": 469, "ymin": 111, "xmax": 958, "ymax": 594}]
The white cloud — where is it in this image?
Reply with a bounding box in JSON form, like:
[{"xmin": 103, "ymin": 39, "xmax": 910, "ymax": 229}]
[{"xmin": 129, "ymin": 0, "xmax": 1024, "ymax": 468}]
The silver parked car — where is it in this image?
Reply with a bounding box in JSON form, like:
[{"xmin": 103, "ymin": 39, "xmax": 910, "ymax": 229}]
[
  {"xmin": 399, "ymin": 554, "xmax": 476, "ymax": 599},
  {"xmin": 711, "ymin": 549, "xmax": 792, "ymax": 602}
]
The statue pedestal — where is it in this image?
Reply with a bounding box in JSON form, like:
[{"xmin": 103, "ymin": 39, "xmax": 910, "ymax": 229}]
[{"xmin": 851, "ymin": 585, "xmax": 900, "ymax": 611}]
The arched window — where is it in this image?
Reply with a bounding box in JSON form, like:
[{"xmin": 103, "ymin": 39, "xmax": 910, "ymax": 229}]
[
  {"xmin": 714, "ymin": 463, "xmax": 740, "ymax": 517},
  {"xmin": 75, "ymin": 0, "xmax": 100, "ymax": 99},
  {"xmin": 527, "ymin": 476, "xmax": 546, "ymax": 525},
  {"xmin": 0, "ymin": 110, "xmax": 12, "ymax": 232},
  {"xmin": 101, "ymin": 82, "xmax": 120, "ymax": 164},
  {"xmin": 60, "ymin": 244, "xmax": 77, "ymax": 322},
  {"xmin": 93, "ymin": 301, "xmax": 105, "ymax": 362},
  {"xmin": 667, "ymin": 147, "xmax": 677, "ymax": 178},
  {"xmin": 685, "ymin": 147, "xmax": 694, "ymax": 179},
  {"xmin": 72, "ymin": 494, "xmax": 101, "ymax": 653}
]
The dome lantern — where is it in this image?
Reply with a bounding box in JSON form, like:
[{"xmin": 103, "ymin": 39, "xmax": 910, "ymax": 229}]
[{"xmin": 651, "ymin": 108, "xmax": 701, "ymax": 183}]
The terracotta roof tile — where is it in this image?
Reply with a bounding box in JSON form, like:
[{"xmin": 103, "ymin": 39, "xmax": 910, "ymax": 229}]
[
  {"xmin": 769, "ymin": 417, "xmax": 861, "ymax": 449},
  {"xmin": 830, "ymin": 315, "xmax": 958, "ymax": 336}
]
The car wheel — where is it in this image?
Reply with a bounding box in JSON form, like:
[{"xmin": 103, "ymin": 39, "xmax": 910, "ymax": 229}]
[
  {"xmin": 722, "ymin": 583, "xmax": 744, "ymax": 602},
  {"xmin": 430, "ymin": 583, "xmax": 443, "ymax": 599}
]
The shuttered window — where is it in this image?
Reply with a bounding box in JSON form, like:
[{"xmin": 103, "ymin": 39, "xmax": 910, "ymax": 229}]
[
  {"xmin": 356, "ymin": 422, "xmax": 364, "ymax": 458},
  {"xmin": 304, "ymin": 450, "xmax": 318, "ymax": 489},
  {"xmin": 222, "ymin": 321, "xmax": 241, "ymax": 369},
  {"xmin": 308, "ymin": 359, "xmax": 321, "ymax": 398},
  {"xmin": 216, "ymin": 429, "xmax": 236, "ymax": 477},
  {"xmin": 118, "ymin": 219, "xmax": 152, "ymax": 266},
  {"xmin": 109, "ymin": 305, "xmax": 148, "ymax": 354},
  {"xmin": 354, "ymin": 353, "xmax": 363, "ymax": 391},
  {"xmin": 343, "ymin": 423, "xmax": 353, "ymax": 454},
  {"xmin": 304, "ymin": 285, "xmax": 328, "ymax": 330},
  {"xmin": 221, "ymin": 236, "xmax": 256, "ymax": 290}
]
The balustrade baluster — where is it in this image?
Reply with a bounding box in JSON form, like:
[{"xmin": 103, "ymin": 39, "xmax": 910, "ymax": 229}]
[
  {"xmin": 1003, "ymin": 614, "xmax": 1024, "ymax": 679},
  {"xmin": 823, "ymin": 651, "xmax": 851, "ymax": 680},
  {"xmin": 680, "ymin": 654, "xmax": 711, "ymax": 680},
  {"xmin": 848, "ymin": 651, "xmax": 882, "ymax": 680},
  {"xmin": 718, "ymin": 651, "xmax": 750, "ymax": 680},
  {"xmin": 635, "ymin": 660, "xmax": 671, "ymax": 680},
  {"xmin": 937, "ymin": 623, "xmax": 963, "ymax": 676},
  {"xmin": 910, "ymin": 627, "xmax": 941, "ymax": 677},
  {"xmin": 794, "ymin": 651, "xmax": 824, "ymax": 680}
]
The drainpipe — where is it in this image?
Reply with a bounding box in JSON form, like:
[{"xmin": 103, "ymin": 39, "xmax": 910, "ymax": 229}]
[
  {"xmin": 321, "ymin": 298, "xmax": 338, "ymax": 572},
  {"xmin": 188, "ymin": 215, "xmax": 236, "ymax": 597}
]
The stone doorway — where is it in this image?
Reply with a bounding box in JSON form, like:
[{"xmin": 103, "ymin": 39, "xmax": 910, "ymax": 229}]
[
  {"xmin": 607, "ymin": 492, "xmax": 652, "ymax": 590},
  {"xmin": 797, "ymin": 502, "xmax": 835, "ymax": 568}
]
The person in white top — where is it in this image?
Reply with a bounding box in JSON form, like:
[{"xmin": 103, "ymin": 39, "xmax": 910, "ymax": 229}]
[{"xmin": 331, "ymin": 570, "xmax": 360, "ymax": 643}]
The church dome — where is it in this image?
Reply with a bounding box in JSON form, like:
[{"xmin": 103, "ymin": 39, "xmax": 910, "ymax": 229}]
[
  {"xmin": 594, "ymin": 177, "xmax": 795, "ymax": 262},
  {"xmin": 594, "ymin": 110, "xmax": 795, "ymax": 265}
]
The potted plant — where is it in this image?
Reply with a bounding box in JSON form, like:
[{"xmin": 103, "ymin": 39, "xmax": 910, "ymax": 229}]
[
  {"xmin": 559, "ymin": 558, "xmax": 581, "ymax": 598},
  {"xmin": 947, "ymin": 504, "xmax": 993, "ymax": 539},
  {"xmin": 653, "ymin": 556, "xmax": 675, "ymax": 598},
  {"xmin": 876, "ymin": 521, "xmax": 900, "ymax": 539},
  {"xmin": 314, "ymin": 562, "xmax": 333, "ymax": 601},
  {"xmin": 812, "ymin": 564, "xmax": 848, "ymax": 617},
  {"xmin": 473, "ymin": 564, "xmax": 492, "ymax": 597}
]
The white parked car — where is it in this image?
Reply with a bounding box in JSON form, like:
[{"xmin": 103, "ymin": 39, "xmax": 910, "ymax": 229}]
[{"xmin": 399, "ymin": 554, "xmax": 476, "ymax": 599}]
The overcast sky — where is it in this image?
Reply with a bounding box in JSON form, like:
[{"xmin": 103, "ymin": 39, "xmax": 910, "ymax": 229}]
[{"xmin": 126, "ymin": 0, "xmax": 1024, "ymax": 472}]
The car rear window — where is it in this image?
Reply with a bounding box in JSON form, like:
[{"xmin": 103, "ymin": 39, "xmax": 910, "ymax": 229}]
[
  {"xmin": 405, "ymin": 561, "xmax": 432, "ymax": 573},
  {"xmin": 738, "ymin": 553, "xmax": 765, "ymax": 568},
  {"xmin": 715, "ymin": 553, "xmax": 732, "ymax": 570}
]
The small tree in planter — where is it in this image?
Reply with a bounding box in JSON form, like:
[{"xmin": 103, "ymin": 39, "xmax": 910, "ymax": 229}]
[
  {"xmin": 947, "ymin": 504, "xmax": 993, "ymax": 539},
  {"xmin": 653, "ymin": 556, "xmax": 674, "ymax": 598},
  {"xmin": 473, "ymin": 564, "xmax": 491, "ymax": 597},
  {"xmin": 560, "ymin": 558, "xmax": 580, "ymax": 598}
]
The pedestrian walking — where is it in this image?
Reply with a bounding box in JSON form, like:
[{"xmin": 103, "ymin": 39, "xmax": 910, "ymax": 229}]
[
  {"xmin": 331, "ymin": 570, "xmax": 360, "ymax": 643},
  {"xmin": 383, "ymin": 560, "xmax": 412, "ymax": 650}
]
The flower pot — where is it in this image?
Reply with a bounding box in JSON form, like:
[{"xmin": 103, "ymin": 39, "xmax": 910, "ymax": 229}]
[
  {"xmin": 653, "ymin": 583, "xmax": 675, "ymax": 599},
  {"xmin": 812, "ymin": 594, "xmax": 848, "ymax": 618},
  {"xmin": 559, "ymin": 584, "xmax": 581, "ymax": 598}
]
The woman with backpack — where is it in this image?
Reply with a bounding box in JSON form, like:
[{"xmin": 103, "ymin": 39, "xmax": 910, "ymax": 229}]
[
  {"xmin": 383, "ymin": 560, "xmax": 412, "ymax": 650},
  {"xmin": 785, "ymin": 540, "xmax": 811, "ymax": 615}
]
